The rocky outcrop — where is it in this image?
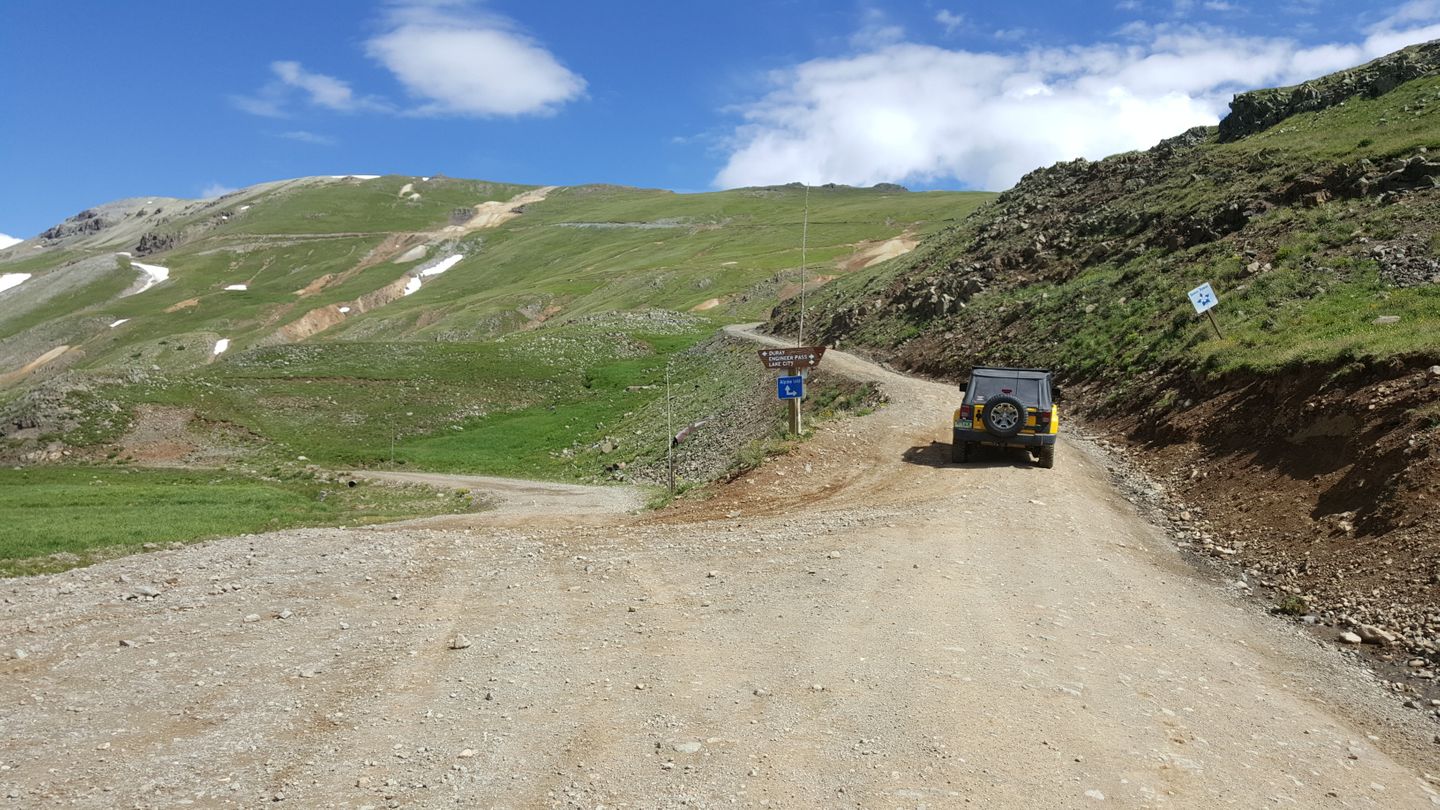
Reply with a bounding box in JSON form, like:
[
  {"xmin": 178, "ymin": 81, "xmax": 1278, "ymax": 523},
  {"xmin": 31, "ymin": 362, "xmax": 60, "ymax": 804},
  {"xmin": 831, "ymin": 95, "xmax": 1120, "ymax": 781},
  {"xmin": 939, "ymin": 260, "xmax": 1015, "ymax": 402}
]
[
  {"xmin": 1219, "ymin": 39, "xmax": 1440, "ymax": 142},
  {"xmin": 39, "ymin": 209, "xmax": 108, "ymax": 242},
  {"xmin": 135, "ymin": 230, "xmax": 180, "ymax": 256}
]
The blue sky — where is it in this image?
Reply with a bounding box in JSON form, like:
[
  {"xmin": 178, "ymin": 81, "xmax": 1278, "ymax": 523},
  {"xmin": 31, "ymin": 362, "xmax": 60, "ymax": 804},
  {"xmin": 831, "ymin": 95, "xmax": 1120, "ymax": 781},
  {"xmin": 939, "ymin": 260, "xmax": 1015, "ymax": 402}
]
[{"xmin": 2, "ymin": 0, "xmax": 1438, "ymax": 241}]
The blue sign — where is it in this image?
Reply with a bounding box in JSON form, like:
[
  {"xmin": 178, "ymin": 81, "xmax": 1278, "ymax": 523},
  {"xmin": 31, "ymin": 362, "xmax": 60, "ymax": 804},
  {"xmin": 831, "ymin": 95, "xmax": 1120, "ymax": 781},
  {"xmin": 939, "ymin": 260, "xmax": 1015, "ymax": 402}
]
[
  {"xmin": 1187, "ymin": 282, "xmax": 1218, "ymax": 314},
  {"xmin": 777, "ymin": 375, "xmax": 804, "ymax": 400}
]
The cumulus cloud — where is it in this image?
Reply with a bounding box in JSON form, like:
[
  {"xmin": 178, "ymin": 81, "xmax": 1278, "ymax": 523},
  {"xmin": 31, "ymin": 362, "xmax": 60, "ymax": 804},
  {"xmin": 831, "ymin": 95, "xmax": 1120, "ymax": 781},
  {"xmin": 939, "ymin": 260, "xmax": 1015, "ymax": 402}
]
[
  {"xmin": 233, "ymin": 2, "xmax": 583, "ymax": 119},
  {"xmin": 366, "ymin": 1, "xmax": 586, "ymax": 116},
  {"xmin": 715, "ymin": 8, "xmax": 1440, "ymax": 191},
  {"xmin": 0, "ymin": 233, "xmax": 22, "ymax": 250},
  {"xmin": 233, "ymin": 61, "xmax": 389, "ymax": 117},
  {"xmin": 1365, "ymin": 1, "xmax": 1440, "ymax": 52}
]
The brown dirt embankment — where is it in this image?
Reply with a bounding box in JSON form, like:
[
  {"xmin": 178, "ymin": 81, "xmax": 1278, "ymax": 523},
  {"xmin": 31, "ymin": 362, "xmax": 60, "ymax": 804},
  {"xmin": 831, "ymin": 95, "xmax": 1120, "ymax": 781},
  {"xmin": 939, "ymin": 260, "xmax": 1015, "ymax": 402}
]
[{"xmin": 1078, "ymin": 359, "xmax": 1440, "ymax": 671}]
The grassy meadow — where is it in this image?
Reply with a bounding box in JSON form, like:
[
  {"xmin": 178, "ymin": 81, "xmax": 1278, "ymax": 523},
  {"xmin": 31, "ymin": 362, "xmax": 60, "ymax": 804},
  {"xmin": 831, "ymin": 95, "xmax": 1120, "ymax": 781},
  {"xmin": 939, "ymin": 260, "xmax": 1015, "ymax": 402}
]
[{"xmin": 0, "ymin": 466, "xmax": 483, "ymax": 576}]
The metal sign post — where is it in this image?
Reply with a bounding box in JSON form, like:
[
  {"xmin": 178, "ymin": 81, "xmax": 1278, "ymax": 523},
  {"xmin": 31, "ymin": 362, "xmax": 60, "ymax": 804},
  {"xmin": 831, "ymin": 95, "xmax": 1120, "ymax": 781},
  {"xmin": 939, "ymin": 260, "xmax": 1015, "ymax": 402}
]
[
  {"xmin": 1187, "ymin": 282, "xmax": 1224, "ymax": 339},
  {"xmin": 777, "ymin": 372, "xmax": 804, "ymax": 434},
  {"xmin": 790, "ymin": 375, "xmax": 802, "ymax": 434}
]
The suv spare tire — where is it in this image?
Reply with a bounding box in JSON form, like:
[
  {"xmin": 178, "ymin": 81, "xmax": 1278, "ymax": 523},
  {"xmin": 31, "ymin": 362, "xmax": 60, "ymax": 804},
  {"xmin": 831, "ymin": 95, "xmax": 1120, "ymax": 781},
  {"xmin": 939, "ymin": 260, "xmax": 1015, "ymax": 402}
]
[{"xmin": 982, "ymin": 395, "xmax": 1026, "ymax": 439}]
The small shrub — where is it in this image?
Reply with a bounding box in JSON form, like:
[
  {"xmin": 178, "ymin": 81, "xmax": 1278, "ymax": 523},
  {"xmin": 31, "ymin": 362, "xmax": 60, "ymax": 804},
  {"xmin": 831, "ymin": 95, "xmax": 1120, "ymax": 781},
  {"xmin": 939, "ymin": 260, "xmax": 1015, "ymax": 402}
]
[{"xmin": 1273, "ymin": 595, "xmax": 1308, "ymax": 616}]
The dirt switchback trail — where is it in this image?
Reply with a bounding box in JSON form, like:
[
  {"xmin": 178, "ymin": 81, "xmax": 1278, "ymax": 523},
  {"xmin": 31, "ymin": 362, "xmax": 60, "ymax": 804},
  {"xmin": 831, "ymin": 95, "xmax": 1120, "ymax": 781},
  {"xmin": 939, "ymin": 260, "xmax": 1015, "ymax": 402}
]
[
  {"xmin": 1, "ymin": 329, "xmax": 1438, "ymax": 808},
  {"xmin": 354, "ymin": 470, "xmax": 644, "ymax": 523}
]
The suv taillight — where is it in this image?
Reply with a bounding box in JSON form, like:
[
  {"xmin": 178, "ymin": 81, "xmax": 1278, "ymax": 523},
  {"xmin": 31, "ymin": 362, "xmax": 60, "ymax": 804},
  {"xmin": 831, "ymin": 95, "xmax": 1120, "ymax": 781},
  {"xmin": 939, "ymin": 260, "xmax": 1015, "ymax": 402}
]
[
  {"xmin": 1036, "ymin": 408, "xmax": 1050, "ymax": 424},
  {"xmin": 960, "ymin": 405, "xmax": 973, "ymax": 419}
]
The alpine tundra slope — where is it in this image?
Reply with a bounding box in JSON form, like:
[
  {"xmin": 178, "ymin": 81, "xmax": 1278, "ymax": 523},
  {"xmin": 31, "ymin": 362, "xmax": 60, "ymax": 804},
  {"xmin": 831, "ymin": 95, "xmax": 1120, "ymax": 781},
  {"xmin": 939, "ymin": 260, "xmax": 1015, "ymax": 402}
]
[{"xmin": 0, "ymin": 328, "xmax": 1436, "ymax": 808}]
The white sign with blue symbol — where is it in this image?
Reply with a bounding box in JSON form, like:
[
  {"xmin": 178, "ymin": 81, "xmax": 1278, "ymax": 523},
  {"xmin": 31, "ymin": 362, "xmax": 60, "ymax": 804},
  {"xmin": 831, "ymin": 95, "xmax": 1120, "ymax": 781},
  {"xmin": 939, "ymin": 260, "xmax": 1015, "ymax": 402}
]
[
  {"xmin": 1187, "ymin": 282, "xmax": 1218, "ymax": 315},
  {"xmin": 777, "ymin": 375, "xmax": 804, "ymax": 400}
]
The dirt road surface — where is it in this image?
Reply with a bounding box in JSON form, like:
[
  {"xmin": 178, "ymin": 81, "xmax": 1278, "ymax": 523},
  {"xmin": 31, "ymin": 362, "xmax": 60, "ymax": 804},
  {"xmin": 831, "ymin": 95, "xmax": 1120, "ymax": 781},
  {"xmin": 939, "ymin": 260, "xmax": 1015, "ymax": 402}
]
[
  {"xmin": 353, "ymin": 470, "xmax": 644, "ymax": 522},
  {"xmin": 3, "ymin": 328, "xmax": 1438, "ymax": 808}
]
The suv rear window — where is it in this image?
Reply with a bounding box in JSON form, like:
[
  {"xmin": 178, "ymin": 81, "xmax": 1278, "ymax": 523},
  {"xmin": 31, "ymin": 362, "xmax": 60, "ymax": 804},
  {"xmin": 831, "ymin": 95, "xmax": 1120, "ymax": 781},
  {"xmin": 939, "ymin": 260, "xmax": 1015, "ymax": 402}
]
[{"xmin": 969, "ymin": 375, "xmax": 1045, "ymax": 406}]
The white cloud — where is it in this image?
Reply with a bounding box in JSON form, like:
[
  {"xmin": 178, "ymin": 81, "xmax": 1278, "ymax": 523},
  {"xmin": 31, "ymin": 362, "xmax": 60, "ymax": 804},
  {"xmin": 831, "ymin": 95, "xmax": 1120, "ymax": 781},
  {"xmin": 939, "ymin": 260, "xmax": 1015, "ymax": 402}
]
[
  {"xmin": 1381, "ymin": 0, "xmax": 1440, "ymax": 25},
  {"xmin": 365, "ymin": 1, "xmax": 586, "ymax": 116},
  {"xmin": 201, "ymin": 183, "xmax": 239, "ymax": 199},
  {"xmin": 232, "ymin": 2, "xmax": 586, "ymax": 120},
  {"xmin": 272, "ymin": 61, "xmax": 370, "ymax": 112},
  {"xmin": 992, "ymin": 28, "xmax": 1032, "ymax": 42},
  {"xmin": 850, "ymin": 8, "xmax": 906, "ymax": 50},
  {"xmin": 0, "ymin": 233, "xmax": 22, "ymax": 250},
  {"xmin": 278, "ymin": 130, "xmax": 338, "ymax": 146},
  {"xmin": 935, "ymin": 10, "xmax": 965, "ymax": 35},
  {"xmin": 234, "ymin": 61, "xmax": 389, "ymax": 117},
  {"xmin": 715, "ymin": 13, "xmax": 1440, "ymax": 192}
]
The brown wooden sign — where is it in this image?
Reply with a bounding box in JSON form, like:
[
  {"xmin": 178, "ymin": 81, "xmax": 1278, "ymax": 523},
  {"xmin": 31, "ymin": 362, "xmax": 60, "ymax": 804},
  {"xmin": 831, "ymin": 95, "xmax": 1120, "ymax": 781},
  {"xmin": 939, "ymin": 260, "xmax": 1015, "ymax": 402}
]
[{"xmin": 758, "ymin": 346, "xmax": 826, "ymax": 369}]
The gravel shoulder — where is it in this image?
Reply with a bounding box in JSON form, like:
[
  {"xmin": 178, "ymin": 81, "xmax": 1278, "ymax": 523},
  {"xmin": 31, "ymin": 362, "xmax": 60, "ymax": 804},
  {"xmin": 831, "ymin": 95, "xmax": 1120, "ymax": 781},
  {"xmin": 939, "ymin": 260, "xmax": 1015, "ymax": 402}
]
[{"xmin": 2, "ymin": 330, "xmax": 1438, "ymax": 808}]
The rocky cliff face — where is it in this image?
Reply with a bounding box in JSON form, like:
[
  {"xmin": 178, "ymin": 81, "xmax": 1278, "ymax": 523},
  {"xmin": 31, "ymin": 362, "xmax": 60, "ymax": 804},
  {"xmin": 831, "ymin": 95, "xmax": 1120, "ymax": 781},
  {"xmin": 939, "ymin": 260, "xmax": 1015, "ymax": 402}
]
[
  {"xmin": 39, "ymin": 209, "xmax": 109, "ymax": 242},
  {"xmin": 1219, "ymin": 39, "xmax": 1440, "ymax": 142}
]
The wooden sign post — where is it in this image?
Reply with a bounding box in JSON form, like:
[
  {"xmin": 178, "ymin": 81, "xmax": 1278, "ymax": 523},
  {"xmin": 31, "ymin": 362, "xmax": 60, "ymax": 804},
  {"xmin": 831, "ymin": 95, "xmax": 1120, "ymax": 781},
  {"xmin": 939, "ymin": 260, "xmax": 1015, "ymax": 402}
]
[{"xmin": 759, "ymin": 347, "xmax": 826, "ymax": 436}]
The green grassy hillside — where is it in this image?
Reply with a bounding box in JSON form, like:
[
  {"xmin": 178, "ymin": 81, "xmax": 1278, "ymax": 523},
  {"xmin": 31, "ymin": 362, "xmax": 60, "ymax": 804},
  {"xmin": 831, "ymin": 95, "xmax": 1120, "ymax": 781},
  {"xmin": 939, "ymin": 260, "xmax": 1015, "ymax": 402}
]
[
  {"xmin": 1, "ymin": 176, "xmax": 989, "ymax": 476},
  {"xmin": 782, "ymin": 67, "xmax": 1440, "ymax": 391},
  {"xmin": 0, "ymin": 176, "xmax": 987, "ymax": 572}
]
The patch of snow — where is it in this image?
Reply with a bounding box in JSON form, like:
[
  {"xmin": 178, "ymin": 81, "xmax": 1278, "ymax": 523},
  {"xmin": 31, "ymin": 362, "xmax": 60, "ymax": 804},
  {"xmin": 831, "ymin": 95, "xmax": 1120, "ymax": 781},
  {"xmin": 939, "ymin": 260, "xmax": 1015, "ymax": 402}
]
[
  {"xmin": 238, "ymin": 205, "xmax": 251, "ymax": 212},
  {"xmin": 212, "ymin": 338, "xmax": 230, "ymax": 356},
  {"xmin": 328, "ymin": 175, "xmax": 380, "ymax": 180},
  {"xmin": 408, "ymin": 192, "xmax": 422, "ymax": 202},
  {"xmin": 224, "ymin": 284, "xmax": 248, "ymax": 291},
  {"xmin": 403, "ymin": 277, "xmax": 422, "ymax": 296},
  {"xmin": 420, "ymin": 254, "xmax": 463, "ymax": 278},
  {"xmin": 129, "ymin": 261, "xmax": 169, "ymax": 295},
  {"xmin": 0, "ymin": 234, "xmax": 22, "ymax": 250},
  {"xmin": 116, "ymin": 251, "xmax": 132, "ymax": 257},
  {"xmin": 0, "ymin": 273, "xmax": 32, "ymax": 294},
  {"xmin": 421, "ymin": 177, "xmax": 431, "ymax": 182},
  {"xmin": 338, "ymin": 306, "xmax": 351, "ymax": 314},
  {"xmin": 110, "ymin": 319, "xmax": 130, "ymax": 328}
]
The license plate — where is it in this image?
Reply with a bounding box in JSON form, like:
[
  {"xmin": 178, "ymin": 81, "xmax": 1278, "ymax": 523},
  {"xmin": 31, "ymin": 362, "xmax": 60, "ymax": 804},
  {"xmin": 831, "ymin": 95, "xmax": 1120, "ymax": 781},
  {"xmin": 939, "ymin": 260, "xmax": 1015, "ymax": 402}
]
[{"xmin": 956, "ymin": 420, "xmax": 973, "ymax": 429}]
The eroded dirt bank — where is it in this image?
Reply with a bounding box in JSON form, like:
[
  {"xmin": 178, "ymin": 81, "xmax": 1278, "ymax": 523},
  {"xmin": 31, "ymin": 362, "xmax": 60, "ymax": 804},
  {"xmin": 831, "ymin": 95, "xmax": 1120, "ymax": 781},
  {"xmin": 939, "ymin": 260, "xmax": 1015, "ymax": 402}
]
[{"xmin": 1, "ymin": 335, "xmax": 1438, "ymax": 808}]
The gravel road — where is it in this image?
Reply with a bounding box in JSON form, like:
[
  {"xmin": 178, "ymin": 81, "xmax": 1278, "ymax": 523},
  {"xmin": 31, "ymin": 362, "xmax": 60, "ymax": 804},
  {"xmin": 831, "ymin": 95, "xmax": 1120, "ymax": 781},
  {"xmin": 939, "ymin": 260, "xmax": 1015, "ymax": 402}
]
[{"xmin": 2, "ymin": 329, "xmax": 1438, "ymax": 808}]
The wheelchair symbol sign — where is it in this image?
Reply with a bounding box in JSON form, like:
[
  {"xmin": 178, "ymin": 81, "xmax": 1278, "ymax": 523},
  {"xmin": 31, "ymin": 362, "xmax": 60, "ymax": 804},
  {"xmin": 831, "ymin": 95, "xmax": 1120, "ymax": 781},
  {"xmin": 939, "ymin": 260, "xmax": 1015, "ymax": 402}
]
[{"xmin": 1187, "ymin": 282, "xmax": 1218, "ymax": 315}]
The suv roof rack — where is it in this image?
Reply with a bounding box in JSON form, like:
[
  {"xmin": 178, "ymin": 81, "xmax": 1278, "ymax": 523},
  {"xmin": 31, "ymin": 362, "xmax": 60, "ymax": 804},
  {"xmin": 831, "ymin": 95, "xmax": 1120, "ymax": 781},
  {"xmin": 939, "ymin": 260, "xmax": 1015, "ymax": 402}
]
[{"xmin": 970, "ymin": 366, "xmax": 1051, "ymax": 379}]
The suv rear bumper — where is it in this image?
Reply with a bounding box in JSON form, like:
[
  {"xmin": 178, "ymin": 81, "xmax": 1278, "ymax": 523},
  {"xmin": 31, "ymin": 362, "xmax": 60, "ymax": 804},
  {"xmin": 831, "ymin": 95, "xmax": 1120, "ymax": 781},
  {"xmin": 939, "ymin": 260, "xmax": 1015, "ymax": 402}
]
[{"xmin": 953, "ymin": 428, "xmax": 1056, "ymax": 448}]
